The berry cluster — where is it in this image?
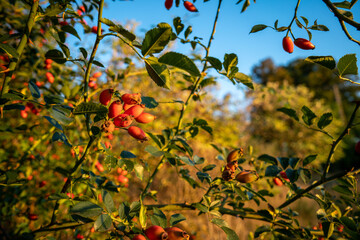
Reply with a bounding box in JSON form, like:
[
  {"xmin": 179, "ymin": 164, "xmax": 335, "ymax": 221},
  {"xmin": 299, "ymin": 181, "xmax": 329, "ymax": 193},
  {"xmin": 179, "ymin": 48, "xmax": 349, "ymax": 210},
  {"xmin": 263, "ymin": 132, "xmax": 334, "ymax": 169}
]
[
  {"xmin": 99, "ymin": 89, "xmax": 156, "ymax": 142},
  {"xmin": 165, "ymin": 0, "xmax": 198, "ymax": 12},
  {"xmin": 282, "ymin": 36, "xmax": 315, "ymax": 54},
  {"xmin": 222, "ymin": 149, "xmax": 259, "ymax": 183},
  {"xmin": 132, "ymin": 225, "xmax": 190, "ymax": 240}
]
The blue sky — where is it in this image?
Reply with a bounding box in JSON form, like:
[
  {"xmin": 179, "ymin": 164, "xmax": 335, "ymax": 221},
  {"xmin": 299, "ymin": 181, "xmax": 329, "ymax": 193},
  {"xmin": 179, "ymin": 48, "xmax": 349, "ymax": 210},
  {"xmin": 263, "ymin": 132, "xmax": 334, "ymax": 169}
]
[{"xmin": 88, "ymin": 0, "xmax": 360, "ymax": 99}]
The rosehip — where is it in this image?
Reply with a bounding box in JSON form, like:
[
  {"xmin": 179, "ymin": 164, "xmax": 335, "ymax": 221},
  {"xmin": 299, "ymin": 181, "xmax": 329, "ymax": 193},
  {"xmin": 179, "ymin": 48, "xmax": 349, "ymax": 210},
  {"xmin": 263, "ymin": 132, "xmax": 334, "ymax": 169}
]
[
  {"xmin": 88, "ymin": 81, "xmax": 96, "ymax": 88},
  {"xmin": 45, "ymin": 59, "xmax": 53, "ymax": 65},
  {"xmin": 91, "ymin": 26, "xmax": 98, "ymax": 34},
  {"xmin": 124, "ymin": 104, "xmax": 145, "ymax": 118},
  {"xmin": 121, "ymin": 170, "xmax": 128, "ymax": 175},
  {"xmin": 114, "ymin": 114, "xmax": 133, "ymax": 128},
  {"xmin": 118, "ymin": 175, "xmax": 129, "ymax": 184},
  {"xmin": 225, "ymin": 161, "xmax": 238, "ymax": 172},
  {"xmin": 184, "ymin": 1, "xmax": 198, "ymax": 12},
  {"xmin": 101, "ymin": 120, "xmax": 115, "ymax": 133},
  {"xmin": 132, "ymin": 235, "xmax": 146, "ymax": 240},
  {"xmin": 99, "ymin": 89, "xmax": 114, "ymax": 106},
  {"xmin": 294, "ymin": 38, "xmax": 315, "ymax": 50},
  {"xmin": 39, "ymin": 180, "xmax": 47, "ymax": 188},
  {"xmin": 128, "ymin": 126, "xmax": 148, "ymax": 141},
  {"xmin": 59, "ymin": 21, "xmax": 68, "ymax": 26},
  {"xmin": 227, "ymin": 148, "xmax": 243, "ymax": 163},
  {"xmin": 165, "ymin": 227, "xmax": 189, "ymax": 240},
  {"xmin": 121, "ymin": 93, "xmax": 142, "ymax": 105},
  {"xmin": 282, "ymin": 36, "xmax": 294, "ymax": 53},
  {"xmin": 222, "ymin": 168, "xmax": 235, "ymax": 181},
  {"xmin": 337, "ymin": 224, "xmax": 344, "ymax": 233},
  {"xmin": 279, "ymin": 171, "xmax": 290, "ymax": 182},
  {"xmin": 28, "ymin": 213, "xmax": 38, "ymax": 220},
  {"xmin": 92, "ymin": 71, "xmax": 102, "ymax": 78},
  {"xmin": 123, "ymin": 103, "xmax": 135, "ymax": 111},
  {"xmin": 145, "ymin": 225, "xmax": 168, "ymax": 240},
  {"xmin": 135, "ymin": 112, "xmax": 156, "ymax": 124},
  {"xmin": 45, "ymin": 64, "xmax": 52, "ymax": 70},
  {"xmin": 95, "ymin": 161, "xmax": 104, "ymax": 172},
  {"xmin": 235, "ymin": 170, "xmax": 259, "ymax": 183},
  {"xmin": 355, "ymin": 141, "xmax": 360, "ymax": 154},
  {"xmin": 20, "ymin": 110, "xmax": 28, "ymax": 119},
  {"xmin": 46, "ymin": 72, "xmax": 54, "ymax": 83},
  {"xmin": 108, "ymin": 100, "xmax": 123, "ymax": 118},
  {"xmin": 67, "ymin": 192, "xmax": 75, "ymax": 199},
  {"xmin": 76, "ymin": 233, "xmax": 84, "ymax": 239},
  {"xmin": 165, "ymin": 0, "xmax": 173, "ymax": 10},
  {"xmin": 273, "ymin": 177, "xmax": 283, "ymax": 186}
]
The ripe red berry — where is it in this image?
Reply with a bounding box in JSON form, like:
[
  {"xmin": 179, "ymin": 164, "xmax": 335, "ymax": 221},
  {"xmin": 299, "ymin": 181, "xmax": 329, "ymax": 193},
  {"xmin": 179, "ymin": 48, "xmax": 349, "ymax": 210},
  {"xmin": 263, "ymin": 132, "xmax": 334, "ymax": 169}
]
[
  {"xmin": 20, "ymin": 110, "xmax": 28, "ymax": 119},
  {"xmin": 273, "ymin": 177, "xmax": 283, "ymax": 186},
  {"xmin": 59, "ymin": 21, "xmax": 68, "ymax": 26},
  {"xmin": 91, "ymin": 26, "xmax": 98, "ymax": 34},
  {"xmin": 184, "ymin": 1, "xmax": 198, "ymax": 12},
  {"xmin": 145, "ymin": 225, "xmax": 168, "ymax": 240},
  {"xmin": 165, "ymin": 0, "xmax": 173, "ymax": 10},
  {"xmin": 124, "ymin": 104, "xmax": 145, "ymax": 118},
  {"xmin": 128, "ymin": 126, "xmax": 148, "ymax": 141},
  {"xmin": 39, "ymin": 180, "xmax": 47, "ymax": 188},
  {"xmin": 46, "ymin": 72, "xmax": 54, "ymax": 83},
  {"xmin": 279, "ymin": 171, "xmax": 290, "ymax": 182},
  {"xmin": 294, "ymin": 38, "xmax": 315, "ymax": 50},
  {"xmin": 114, "ymin": 114, "xmax": 133, "ymax": 127},
  {"xmin": 28, "ymin": 213, "xmax": 38, "ymax": 220},
  {"xmin": 165, "ymin": 227, "xmax": 189, "ymax": 240},
  {"xmin": 108, "ymin": 100, "xmax": 123, "ymax": 118},
  {"xmin": 76, "ymin": 233, "xmax": 84, "ymax": 239},
  {"xmin": 92, "ymin": 71, "xmax": 102, "ymax": 78},
  {"xmin": 282, "ymin": 36, "xmax": 294, "ymax": 53},
  {"xmin": 123, "ymin": 103, "xmax": 135, "ymax": 111},
  {"xmin": 45, "ymin": 59, "xmax": 53, "ymax": 65},
  {"xmin": 132, "ymin": 235, "xmax": 146, "ymax": 240},
  {"xmin": 235, "ymin": 170, "xmax": 259, "ymax": 183},
  {"xmin": 99, "ymin": 89, "xmax": 114, "ymax": 106},
  {"xmin": 121, "ymin": 93, "xmax": 141, "ymax": 105},
  {"xmin": 135, "ymin": 112, "xmax": 156, "ymax": 124},
  {"xmin": 118, "ymin": 175, "xmax": 129, "ymax": 184},
  {"xmin": 355, "ymin": 141, "xmax": 360, "ymax": 154},
  {"xmin": 95, "ymin": 161, "xmax": 104, "ymax": 172}
]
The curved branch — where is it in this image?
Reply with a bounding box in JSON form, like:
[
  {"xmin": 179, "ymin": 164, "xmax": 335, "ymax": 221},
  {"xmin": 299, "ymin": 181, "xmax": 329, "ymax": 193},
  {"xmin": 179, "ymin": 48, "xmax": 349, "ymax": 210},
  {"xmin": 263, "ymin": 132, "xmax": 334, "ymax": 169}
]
[
  {"xmin": 339, "ymin": 19, "xmax": 360, "ymax": 45},
  {"xmin": 322, "ymin": 0, "xmax": 360, "ymax": 30}
]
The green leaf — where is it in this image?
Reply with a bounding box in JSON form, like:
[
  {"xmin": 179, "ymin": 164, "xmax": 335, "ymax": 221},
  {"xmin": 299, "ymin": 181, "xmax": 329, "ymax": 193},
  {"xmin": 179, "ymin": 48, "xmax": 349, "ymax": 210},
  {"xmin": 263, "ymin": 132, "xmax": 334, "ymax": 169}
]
[
  {"xmin": 44, "ymin": 3, "xmax": 65, "ymax": 16},
  {"xmin": 141, "ymin": 96, "xmax": 159, "ymax": 109},
  {"xmin": 102, "ymin": 190, "xmax": 116, "ymax": 213},
  {"xmin": 223, "ymin": 53, "xmax": 238, "ymax": 74},
  {"xmin": 303, "ymin": 154, "xmax": 317, "ymax": 166},
  {"xmin": 94, "ymin": 214, "xmax": 112, "ymax": 232},
  {"xmin": 145, "ymin": 145, "xmax": 164, "ymax": 157},
  {"xmin": 289, "ymin": 157, "xmax": 301, "ymax": 169},
  {"xmin": 254, "ymin": 226, "xmax": 271, "ymax": 238},
  {"xmin": 277, "ymin": 107, "xmax": 299, "ymax": 121},
  {"xmin": 305, "ymin": 56, "xmax": 336, "ymax": 70},
  {"xmin": 205, "ymin": 56, "xmax": 222, "ymax": 71},
  {"xmin": 170, "ymin": 213, "xmax": 186, "ymax": 226},
  {"xmin": 285, "ymin": 169, "xmax": 299, "ymax": 182},
  {"xmin": 70, "ymin": 201, "xmax": 103, "ymax": 218},
  {"xmin": 141, "ymin": 23, "xmax": 172, "ymax": 57},
  {"xmin": 332, "ymin": 185, "xmax": 353, "ymax": 195},
  {"xmin": 317, "ymin": 112, "xmax": 333, "ymax": 129},
  {"xmin": 173, "ymin": 17, "xmax": 184, "ymax": 35},
  {"xmin": 120, "ymin": 151, "xmax": 137, "ymax": 158},
  {"xmin": 139, "ymin": 204, "xmax": 147, "ymax": 228},
  {"xmin": 45, "ymin": 49, "xmax": 66, "ymax": 64},
  {"xmin": 44, "ymin": 116, "xmax": 63, "ymax": 131},
  {"xmin": 301, "ymin": 16, "xmax": 309, "ymax": 26},
  {"xmin": 61, "ymin": 25, "xmax": 81, "ymax": 40},
  {"xmin": 233, "ymin": 72, "xmax": 253, "ymax": 89},
  {"xmin": 301, "ymin": 106, "xmax": 316, "ymax": 126},
  {"xmin": 150, "ymin": 208, "xmax": 167, "ymax": 228},
  {"xmin": 184, "ymin": 26, "xmax": 192, "ymax": 39},
  {"xmin": 322, "ymin": 221, "xmax": 334, "ymax": 239},
  {"xmin": 339, "ymin": 216, "xmax": 357, "ymax": 231},
  {"xmin": 193, "ymin": 203, "xmax": 208, "ymax": 213},
  {"xmin": 145, "ymin": 57, "xmax": 171, "ymax": 89},
  {"xmin": 93, "ymin": 60, "xmax": 105, "ymax": 68},
  {"xmin": 134, "ymin": 163, "xmax": 144, "ymax": 180},
  {"xmin": 118, "ymin": 202, "xmax": 130, "ymax": 220},
  {"xmin": 29, "ymin": 80, "xmax": 40, "ymax": 98},
  {"xmin": 278, "ymin": 157, "xmax": 289, "ymax": 169},
  {"xmin": 211, "ymin": 218, "xmax": 239, "ymax": 240},
  {"xmin": 49, "ymin": 106, "xmax": 73, "ymax": 125},
  {"xmin": 108, "ymin": 24, "xmax": 136, "ymax": 42},
  {"xmin": 265, "ymin": 165, "xmax": 282, "ymax": 177},
  {"xmin": 258, "ymin": 154, "xmax": 278, "ymax": 165},
  {"xmin": 249, "ymin": 24, "xmax": 268, "ymax": 33},
  {"xmin": 334, "ymin": 1, "xmax": 351, "ymax": 9},
  {"xmin": 73, "ymin": 102, "xmax": 108, "ymax": 115},
  {"xmin": 0, "ymin": 43, "xmax": 19, "ymax": 59},
  {"xmin": 337, "ymin": 54, "xmax": 358, "ymax": 77},
  {"xmin": 158, "ymin": 52, "xmax": 200, "ymax": 77}
]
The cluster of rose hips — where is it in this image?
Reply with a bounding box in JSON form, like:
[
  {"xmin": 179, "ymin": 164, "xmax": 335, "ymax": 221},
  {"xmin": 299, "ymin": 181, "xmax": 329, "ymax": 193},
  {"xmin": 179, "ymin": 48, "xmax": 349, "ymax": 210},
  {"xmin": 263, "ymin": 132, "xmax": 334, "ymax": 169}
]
[
  {"xmin": 132, "ymin": 225, "xmax": 191, "ymax": 240},
  {"xmin": 99, "ymin": 89, "xmax": 156, "ymax": 142},
  {"xmin": 282, "ymin": 36, "xmax": 315, "ymax": 54},
  {"xmin": 88, "ymin": 71, "xmax": 102, "ymax": 89},
  {"xmin": 165, "ymin": 0, "xmax": 198, "ymax": 12},
  {"xmin": 272, "ymin": 171, "xmax": 290, "ymax": 186},
  {"xmin": 222, "ymin": 149, "xmax": 259, "ymax": 183},
  {"xmin": 20, "ymin": 102, "xmax": 40, "ymax": 119}
]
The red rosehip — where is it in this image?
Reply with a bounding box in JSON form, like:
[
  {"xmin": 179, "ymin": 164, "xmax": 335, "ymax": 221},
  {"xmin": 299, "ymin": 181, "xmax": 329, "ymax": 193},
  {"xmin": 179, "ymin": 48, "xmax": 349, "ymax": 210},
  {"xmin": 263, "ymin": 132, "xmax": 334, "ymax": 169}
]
[
  {"xmin": 124, "ymin": 104, "xmax": 145, "ymax": 118},
  {"xmin": 184, "ymin": 1, "xmax": 198, "ymax": 12},
  {"xmin": 99, "ymin": 89, "xmax": 114, "ymax": 106},
  {"xmin": 39, "ymin": 180, "xmax": 47, "ymax": 188},
  {"xmin": 145, "ymin": 225, "xmax": 168, "ymax": 240},
  {"xmin": 108, "ymin": 100, "xmax": 123, "ymax": 118},
  {"xmin": 165, "ymin": 227, "xmax": 189, "ymax": 240},
  {"xmin": 118, "ymin": 175, "xmax": 129, "ymax": 184},
  {"xmin": 132, "ymin": 235, "xmax": 146, "ymax": 240},
  {"xmin": 46, "ymin": 72, "xmax": 54, "ymax": 83},
  {"xmin": 20, "ymin": 110, "xmax": 28, "ymax": 119},
  {"xmin": 123, "ymin": 103, "xmax": 135, "ymax": 111},
  {"xmin": 92, "ymin": 71, "xmax": 102, "ymax": 78},
  {"xmin": 235, "ymin": 170, "xmax": 259, "ymax": 183},
  {"xmin": 282, "ymin": 36, "xmax": 294, "ymax": 53},
  {"xmin": 59, "ymin": 21, "xmax": 68, "ymax": 26},
  {"xmin": 45, "ymin": 59, "xmax": 53, "ymax": 65},
  {"xmin": 91, "ymin": 26, "xmax": 98, "ymax": 34},
  {"xmin": 121, "ymin": 93, "xmax": 141, "ymax": 105},
  {"xmin": 28, "ymin": 213, "xmax": 38, "ymax": 220},
  {"xmin": 294, "ymin": 38, "xmax": 315, "ymax": 50},
  {"xmin": 114, "ymin": 114, "xmax": 133, "ymax": 127},
  {"xmin": 279, "ymin": 171, "xmax": 290, "ymax": 182},
  {"xmin": 273, "ymin": 177, "xmax": 283, "ymax": 186},
  {"xmin": 95, "ymin": 161, "xmax": 104, "ymax": 172},
  {"xmin": 128, "ymin": 126, "xmax": 148, "ymax": 141},
  {"xmin": 135, "ymin": 112, "xmax": 156, "ymax": 124},
  {"xmin": 165, "ymin": 0, "xmax": 173, "ymax": 10},
  {"xmin": 76, "ymin": 233, "xmax": 84, "ymax": 239}
]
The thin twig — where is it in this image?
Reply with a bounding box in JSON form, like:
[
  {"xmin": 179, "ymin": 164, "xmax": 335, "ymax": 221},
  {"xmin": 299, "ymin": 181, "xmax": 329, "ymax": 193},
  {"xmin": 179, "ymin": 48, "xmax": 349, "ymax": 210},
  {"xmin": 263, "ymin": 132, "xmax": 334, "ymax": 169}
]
[{"xmin": 322, "ymin": 0, "xmax": 360, "ymax": 30}]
